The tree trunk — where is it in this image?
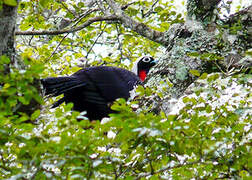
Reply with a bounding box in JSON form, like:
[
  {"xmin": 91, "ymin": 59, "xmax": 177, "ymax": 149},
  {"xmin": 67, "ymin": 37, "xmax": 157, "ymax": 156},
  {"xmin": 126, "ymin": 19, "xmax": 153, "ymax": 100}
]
[
  {"xmin": 0, "ymin": 2, "xmax": 19, "ymax": 73},
  {"xmin": 143, "ymin": 1, "xmax": 252, "ymax": 114},
  {"xmin": 0, "ymin": 1, "xmax": 42, "ymax": 118}
]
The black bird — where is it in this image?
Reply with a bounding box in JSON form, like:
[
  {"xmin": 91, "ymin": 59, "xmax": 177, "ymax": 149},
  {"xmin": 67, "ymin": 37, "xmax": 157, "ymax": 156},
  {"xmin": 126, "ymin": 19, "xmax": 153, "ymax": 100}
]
[{"xmin": 42, "ymin": 56, "xmax": 156, "ymax": 120}]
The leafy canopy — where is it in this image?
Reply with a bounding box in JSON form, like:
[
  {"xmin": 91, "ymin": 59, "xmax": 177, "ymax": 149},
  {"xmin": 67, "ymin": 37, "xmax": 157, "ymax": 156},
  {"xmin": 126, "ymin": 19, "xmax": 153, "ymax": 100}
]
[{"xmin": 1, "ymin": 0, "xmax": 251, "ymax": 179}]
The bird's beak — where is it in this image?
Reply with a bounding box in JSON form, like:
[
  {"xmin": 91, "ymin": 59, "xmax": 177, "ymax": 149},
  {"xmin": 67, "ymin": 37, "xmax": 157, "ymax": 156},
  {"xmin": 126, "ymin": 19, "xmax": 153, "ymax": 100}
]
[{"xmin": 151, "ymin": 59, "xmax": 158, "ymax": 64}]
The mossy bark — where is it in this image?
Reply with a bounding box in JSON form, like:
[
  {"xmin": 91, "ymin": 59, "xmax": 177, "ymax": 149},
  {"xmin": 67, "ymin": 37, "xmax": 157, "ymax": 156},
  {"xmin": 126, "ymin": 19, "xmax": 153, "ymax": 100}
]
[{"xmin": 143, "ymin": 2, "xmax": 251, "ymax": 115}]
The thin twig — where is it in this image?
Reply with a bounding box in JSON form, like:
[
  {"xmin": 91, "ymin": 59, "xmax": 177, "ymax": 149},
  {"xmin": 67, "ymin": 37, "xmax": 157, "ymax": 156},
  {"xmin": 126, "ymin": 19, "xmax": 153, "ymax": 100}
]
[
  {"xmin": 143, "ymin": 0, "xmax": 160, "ymax": 18},
  {"xmin": 96, "ymin": 0, "xmax": 109, "ymax": 15},
  {"xmin": 85, "ymin": 23, "xmax": 107, "ymax": 59},
  {"xmin": 121, "ymin": 1, "xmax": 137, "ymax": 10},
  {"xmin": 58, "ymin": 0, "xmax": 77, "ymax": 17},
  {"xmin": 46, "ymin": 33, "xmax": 69, "ymax": 62},
  {"xmin": 71, "ymin": 8, "xmax": 100, "ymax": 29},
  {"xmin": 115, "ymin": 24, "xmax": 123, "ymax": 61}
]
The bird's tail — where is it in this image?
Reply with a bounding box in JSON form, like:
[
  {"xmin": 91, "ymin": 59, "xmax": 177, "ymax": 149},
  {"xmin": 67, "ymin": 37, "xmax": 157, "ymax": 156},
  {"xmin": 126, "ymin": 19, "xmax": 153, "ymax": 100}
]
[
  {"xmin": 41, "ymin": 76, "xmax": 86, "ymax": 108},
  {"xmin": 41, "ymin": 77, "xmax": 86, "ymax": 97}
]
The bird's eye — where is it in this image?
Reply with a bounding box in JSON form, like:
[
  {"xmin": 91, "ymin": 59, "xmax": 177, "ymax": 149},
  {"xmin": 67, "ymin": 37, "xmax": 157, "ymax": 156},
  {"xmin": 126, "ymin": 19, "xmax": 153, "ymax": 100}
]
[{"xmin": 142, "ymin": 57, "xmax": 151, "ymax": 63}]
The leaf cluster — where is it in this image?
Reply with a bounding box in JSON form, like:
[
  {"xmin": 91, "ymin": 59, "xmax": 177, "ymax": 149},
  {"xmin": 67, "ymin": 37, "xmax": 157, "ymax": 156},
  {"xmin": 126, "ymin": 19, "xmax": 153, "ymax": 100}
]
[{"xmin": 1, "ymin": 60, "xmax": 251, "ymax": 179}]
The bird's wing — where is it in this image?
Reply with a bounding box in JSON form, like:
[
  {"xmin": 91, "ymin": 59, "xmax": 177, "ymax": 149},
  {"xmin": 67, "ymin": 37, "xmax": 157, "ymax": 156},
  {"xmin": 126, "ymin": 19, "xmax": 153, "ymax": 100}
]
[
  {"xmin": 41, "ymin": 77, "xmax": 86, "ymax": 97},
  {"xmin": 79, "ymin": 66, "xmax": 141, "ymax": 102}
]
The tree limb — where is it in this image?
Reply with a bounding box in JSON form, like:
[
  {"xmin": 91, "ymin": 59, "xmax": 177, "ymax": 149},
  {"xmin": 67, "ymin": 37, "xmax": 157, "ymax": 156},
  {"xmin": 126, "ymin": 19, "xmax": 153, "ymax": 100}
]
[
  {"xmin": 15, "ymin": 15, "xmax": 120, "ymax": 36},
  {"xmin": 105, "ymin": 0, "xmax": 168, "ymax": 46}
]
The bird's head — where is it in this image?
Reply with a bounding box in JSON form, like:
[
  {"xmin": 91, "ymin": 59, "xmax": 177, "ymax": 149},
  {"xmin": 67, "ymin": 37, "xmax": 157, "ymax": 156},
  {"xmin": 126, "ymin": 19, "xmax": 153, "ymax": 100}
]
[{"xmin": 132, "ymin": 56, "xmax": 157, "ymax": 81}]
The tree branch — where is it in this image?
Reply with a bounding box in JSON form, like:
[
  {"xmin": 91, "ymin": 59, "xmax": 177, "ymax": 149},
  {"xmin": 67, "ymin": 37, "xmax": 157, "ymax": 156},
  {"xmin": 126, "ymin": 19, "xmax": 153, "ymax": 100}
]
[
  {"xmin": 105, "ymin": 0, "xmax": 168, "ymax": 46},
  {"xmin": 16, "ymin": 0, "xmax": 168, "ymax": 47},
  {"xmin": 15, "ymin": 15, "xmax": 120, "ymax": 36}
]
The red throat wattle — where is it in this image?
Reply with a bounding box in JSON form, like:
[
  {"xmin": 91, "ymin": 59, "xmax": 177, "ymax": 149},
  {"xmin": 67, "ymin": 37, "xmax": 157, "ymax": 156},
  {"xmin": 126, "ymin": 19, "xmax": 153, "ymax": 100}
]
[{"xmin": 139, "ymin": 70, "xmax": 147, "ymax": 81}]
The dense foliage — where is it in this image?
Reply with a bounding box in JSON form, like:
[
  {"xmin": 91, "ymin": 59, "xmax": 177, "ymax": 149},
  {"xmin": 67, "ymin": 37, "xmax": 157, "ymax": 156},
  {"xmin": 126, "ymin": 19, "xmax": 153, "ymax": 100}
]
[{"xmin": 0, "ymin": 0, "xmax": 251, "ymax": 179}]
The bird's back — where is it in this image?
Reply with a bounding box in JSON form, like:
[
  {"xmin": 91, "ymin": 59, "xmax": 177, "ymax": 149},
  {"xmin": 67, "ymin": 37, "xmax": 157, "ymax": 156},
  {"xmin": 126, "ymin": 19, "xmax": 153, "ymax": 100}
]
[{"xmin": 73, "ymin": 66, "xmax": 141, "ymax": 101}]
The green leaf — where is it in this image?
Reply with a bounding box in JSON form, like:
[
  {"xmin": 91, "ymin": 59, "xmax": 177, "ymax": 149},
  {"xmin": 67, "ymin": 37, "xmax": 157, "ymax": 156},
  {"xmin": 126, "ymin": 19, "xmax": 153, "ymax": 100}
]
[
  {"xmin": 2, "ymin": 83, "xmax": 10, "ymax": 90},
  {"xmin": 18, "ymin": 96, "xmax": 29, "ymax": 105},
  {"xmin": 31, "ymin": 109, "xmax": 40, "ymax": 120},
  {"xmin": 0, "ymin": 55, "xmax": 10, "ymax": 64},
  {"xmin": 183, "ymin": 96, "xmax": 190, "ymax": 103},
  {"xmin": 167, "ymin": 115, "xmax": 177, "ymax": 121},
  {"xmin": 245, "ymin": 50, "xmax": 252, "ymax": 57},
  {"xmin": 207, "ymin": 73, "xmax": 220, "ymax": 82},
  {"xmin": 64, "ymin": 102, "xmax": 74, "ymax": 111},
  {"xmin": 206, "ymin": 105, "xmax": 212, "ymax": 113},
  {"xmin": 4, "ymin": 0, "xmax": 17, "ymax": 6},
  {"xmin": 187, "ymin": 52, "xmax": 200, "ymax": 57},
  {"xmin": 39, "ymin": 0, "xmax": 49, "ymax": 8},
  {"xmin": 154, "ymin": 6, "xmax": 164, "ymax": 12},
  {"xmin": 189, "ymin": 69, "xmax": 200, "ymax": 77},
  {"xmin": 199, "ymin": 73, "xmax": 208, "ymax": 79}
]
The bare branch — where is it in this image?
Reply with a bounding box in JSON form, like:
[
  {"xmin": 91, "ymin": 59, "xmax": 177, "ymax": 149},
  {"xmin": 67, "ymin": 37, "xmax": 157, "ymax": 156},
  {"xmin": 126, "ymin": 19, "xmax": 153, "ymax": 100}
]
[
  {"xmin": 121, "ymin": 1, "xmax": 137, "ymax": 10},
  {"xmin": 85, "ymin": 23, "xmax": 107, "ymax": 59},
  {"xmin": 143, "ymin": 0, "xmax": 160, "ymax": 18},
  {"xmin": 59, "ymin": 8, "xmax": 100, "ymax": 31},
  {"xmin": 15, "ymin": 15, "xmax": 120, "ymax": 36},
  {"xmin": 46, "ymin": 33, "xmax": 69, "ymax": 62},
  {"xmin": 105, "ymin": 0, "xmax": 167, "ymax": 46},
  {"xmin": 68, "ymin": 8, "xmax": 99, "ymax": 29},
  {"xmin": 96, "ymin": 0, "xmax": 110, "ymax": 15},
  {"xmin": 58, "ymin": 0, "xmax": 77, "ymax": 17}
]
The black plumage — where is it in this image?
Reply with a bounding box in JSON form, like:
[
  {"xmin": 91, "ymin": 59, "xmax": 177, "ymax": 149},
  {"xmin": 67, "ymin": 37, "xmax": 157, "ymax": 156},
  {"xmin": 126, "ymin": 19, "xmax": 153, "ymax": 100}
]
[{"xmin": 42, "ymin": 56, "xmax": 156, "ymax": 120}]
